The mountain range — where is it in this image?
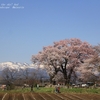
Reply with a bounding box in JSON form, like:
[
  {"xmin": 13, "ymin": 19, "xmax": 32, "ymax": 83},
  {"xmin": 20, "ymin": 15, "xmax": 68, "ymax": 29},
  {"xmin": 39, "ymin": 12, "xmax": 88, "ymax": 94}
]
[
  {"xmin": 0, "ymin": 61, "xmax": 44, "ymax": 70},
  {"xmin": 0, "ymin": 61, "xmax": 49, "ymax": 80}
]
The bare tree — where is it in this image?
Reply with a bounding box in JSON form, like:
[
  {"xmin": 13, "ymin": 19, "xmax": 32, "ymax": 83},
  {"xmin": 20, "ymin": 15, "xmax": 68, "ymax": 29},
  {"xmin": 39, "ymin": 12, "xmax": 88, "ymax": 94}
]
[{"xmin": 2, "ymin": 67, "xmax": 19, "ymax": 82}]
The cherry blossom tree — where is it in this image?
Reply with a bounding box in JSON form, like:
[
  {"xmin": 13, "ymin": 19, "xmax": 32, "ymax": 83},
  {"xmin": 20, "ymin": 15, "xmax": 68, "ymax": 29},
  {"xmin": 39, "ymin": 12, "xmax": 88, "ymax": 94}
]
[
  {"xmin": 78, "ymin": 44, "xmax": 100, "ymax": 82},
  {"xmin": 77, "ymin": 58, "xmax": 99, "ymax": 83},
  {"xmin": 32, "ymin": 38, "xmax": 95, "ymax": 85},
  {"xmin": 92, "ymin": 44, "xmax": 100, "ymax": 72}
]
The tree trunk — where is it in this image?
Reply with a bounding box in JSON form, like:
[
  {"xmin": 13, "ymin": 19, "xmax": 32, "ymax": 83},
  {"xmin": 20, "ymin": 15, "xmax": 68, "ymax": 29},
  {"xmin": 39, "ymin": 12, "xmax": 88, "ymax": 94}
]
[
  {"xmin": 64, "ymin": 77, "xmax": 70, "ymax": 88},
  {"xmin": 63, "ymin": 68, "xmax": 74, "ymax": 87},
  {"xmin": 49, "ymin": 74, "xmax": 55, "ymax": 84}
]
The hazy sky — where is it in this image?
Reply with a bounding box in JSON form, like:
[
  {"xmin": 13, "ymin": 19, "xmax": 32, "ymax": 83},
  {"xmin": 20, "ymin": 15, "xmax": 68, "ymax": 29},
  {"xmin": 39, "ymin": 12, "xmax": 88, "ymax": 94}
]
[{"xmin": 0, "ymin": 0, "xmax": 100, "ymax": 63}]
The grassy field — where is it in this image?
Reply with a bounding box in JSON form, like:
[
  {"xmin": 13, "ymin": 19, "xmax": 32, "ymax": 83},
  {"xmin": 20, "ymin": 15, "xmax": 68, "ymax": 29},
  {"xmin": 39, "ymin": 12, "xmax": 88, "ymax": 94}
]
[{"xmin": 0, "ymin": 87, "xmax": 100, "ymax": 94}]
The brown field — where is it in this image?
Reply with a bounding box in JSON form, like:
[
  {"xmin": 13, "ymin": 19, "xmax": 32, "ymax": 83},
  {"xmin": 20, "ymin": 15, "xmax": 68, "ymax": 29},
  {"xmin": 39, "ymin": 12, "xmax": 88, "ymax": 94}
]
[{"xmin": 0, "ymin": 93, "xmax": 100, "ymax": 100}]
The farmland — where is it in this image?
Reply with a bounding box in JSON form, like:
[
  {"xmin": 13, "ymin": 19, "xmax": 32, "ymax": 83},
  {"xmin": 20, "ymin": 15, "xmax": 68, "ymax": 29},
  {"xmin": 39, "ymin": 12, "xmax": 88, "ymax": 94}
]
[
  {"xmin": 0, "ymin": 92, "xmax": 100, "ymax": 100},
  {"xmin": 0, "ymin": 87, "xmax": 100, "ymax": 100}
]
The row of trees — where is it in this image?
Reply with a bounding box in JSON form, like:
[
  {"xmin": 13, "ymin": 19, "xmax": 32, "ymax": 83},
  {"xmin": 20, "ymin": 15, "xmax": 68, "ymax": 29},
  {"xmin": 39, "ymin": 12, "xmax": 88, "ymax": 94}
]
[
  {"xmin": 0, "ymin": 67, "xmax": 46, "ymax": 85},
  {"xmin": 32, "ymin": 38, "xmax": 100, "ymax": 85}
]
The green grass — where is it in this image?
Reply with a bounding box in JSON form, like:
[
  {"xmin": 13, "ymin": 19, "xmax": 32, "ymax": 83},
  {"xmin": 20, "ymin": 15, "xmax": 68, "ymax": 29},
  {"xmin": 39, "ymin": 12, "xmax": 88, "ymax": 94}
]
[
  {"xmin": 0, "ymin": 87, "xmax": 100, "ymax": 94},
  {"xmin": 60, "ymin": 87, "xmax": 100, "ymax": 94}
]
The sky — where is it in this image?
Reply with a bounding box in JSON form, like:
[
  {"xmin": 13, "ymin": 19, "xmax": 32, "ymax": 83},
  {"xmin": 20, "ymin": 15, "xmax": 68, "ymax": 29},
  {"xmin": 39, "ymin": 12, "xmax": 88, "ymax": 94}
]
[{"xmin": 0, "ymin": 0, "xmax": 100, "ymax": 64}]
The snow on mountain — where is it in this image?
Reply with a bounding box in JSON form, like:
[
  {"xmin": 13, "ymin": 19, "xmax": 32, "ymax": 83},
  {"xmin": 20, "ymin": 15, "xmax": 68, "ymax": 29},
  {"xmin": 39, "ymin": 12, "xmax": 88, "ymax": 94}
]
[
  {"xmin": 0, "ymin": 62, "xmax": 40, "ymax": 70},
  {"xmin": 0, "ymin": 61, "xmax": 30, "ymax": 71},
  {"xmin": 0, "ymin": 61, "xmax": 49, "ymax": 78}
]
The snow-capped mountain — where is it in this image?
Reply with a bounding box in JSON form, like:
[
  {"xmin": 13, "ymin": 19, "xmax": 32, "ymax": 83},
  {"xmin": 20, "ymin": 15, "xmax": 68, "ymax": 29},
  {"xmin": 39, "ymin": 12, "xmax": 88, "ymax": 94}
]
[
  {"xmin": 0, "ymin": 61, "xmax": 49, "ymax": 79},
  {"xmin": 0, "ymin": 61, "xmax": 44, "ymax": 71},
  {"xmin": 0, "ymin": 62, "xmax": 29, "ymax": 71}
]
